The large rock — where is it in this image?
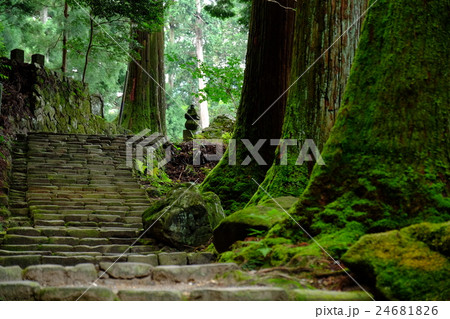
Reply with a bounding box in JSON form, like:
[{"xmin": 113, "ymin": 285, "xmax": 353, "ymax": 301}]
[
  {"xmin": 213, "ymin": 196, "xmax": 298, "ymax": 252},
  {"xmin": 143, "ymin": 185, "xmax": 225, "ymax": 249},
  {"xmin": 342, "ymin": 222, "xmax": 450, "ymax": 301},
  {"xmin": 201, "ymin": 115, "xmax": 235, "ymax": 139}
]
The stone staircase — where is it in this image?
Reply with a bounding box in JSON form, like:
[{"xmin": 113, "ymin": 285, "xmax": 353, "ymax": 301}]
[
  {"xmin": 0, "ymin": 133, "xmax": 372, "ymax": 301},
  {"xmin": 0, "ymin": 133, "xmax": 164, "ymax": 267}
]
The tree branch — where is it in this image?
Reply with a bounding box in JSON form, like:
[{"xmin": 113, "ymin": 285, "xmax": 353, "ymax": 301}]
[{"xmin": 267, "ymin": 0, "xmax": 296, "ymax": 11}]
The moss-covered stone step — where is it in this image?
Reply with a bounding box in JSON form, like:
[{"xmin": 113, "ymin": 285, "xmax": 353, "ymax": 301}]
[
  {"xmin": 0, "ymin": 281, "xmax": 41, "ymax": 301},
  {"xmin": 152, "ymin": 263, "xmax": 239, "ymax": 283},
  {"xmin": 289, "ymin": 289, "xmax": 373, "ymax": 301},
  {"xmin": 3, "ymin": 235, "xmax": 49, "ymax": 245},
  {"xmin": 0, "ymin": 250, "xmax": 52, "ymax": 256},
  {"xmin": 0, "ymin": 265, "xmax": 23, "ymax": 281},
  {"xmin": 188, "ymin": 287, "xmax": 288, "ymax": 301},
  {"xmin": 4, "ymin": 232, "xmax": 140, "ymax": 245},
  {"xmin": 1, "ymin": 253, "xmax": 215, "ymax": 269},
  {"xmin": 34, "ymin": 220, "xmax": 65, "ymax": 227},
  {"xmin": 38, "ymin": 227, "xmax": 140, "ymax": 238},
  {"xmin": 39, "ymin": 286, "xmax": 119, "ymax": 301},
  {"xmin": 0, "ymin": 255, "xmax": 42, "ymax": 268},
  {"xmin": 33, "ymin": 213, "xmax": 144, "ymax": 225},
  {"xmin": 117, "ymin": 289, "xmax": 182, "ymax": 301},
  {"xmin": 23, "ymin": 264, "xmax": 98, "ymax": 286},
  {"xmin": 99, "ymin": 262, "xmax": 153, "ymax": 279}
]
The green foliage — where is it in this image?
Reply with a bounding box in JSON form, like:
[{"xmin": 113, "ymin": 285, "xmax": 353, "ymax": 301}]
[
  {"xmin": 0, "ymin": 22, "xmax": 8, "ymax": 80},
  {"xmin": 166, "ymin": 102, "xmax": 188, "ymax": 142},
  {"xmin": 205, "ymin": 0, "xmax": 252, "ymax": 27},
  {"xmin": 134, "ymin": 157, "xmax": 173, "ymax": 195},
  {"xmin": 165, "ymin": 0, "xmax": 247, "ymax": 135},
  {"xmin": 180, "ymin": 56, "xmax": 244, "ymax": 114},
  {"xmin": 0, "ymin": 23, "xmax": 5, "ymax": 57},
  {"xmin": 75, "ymin": 0, "xmax": 165, "ymax": 30}
]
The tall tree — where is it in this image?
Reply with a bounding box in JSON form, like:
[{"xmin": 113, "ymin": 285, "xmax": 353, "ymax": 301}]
[
  {"xmin": 200, "ymin": 0, "xmax": 296, "ymax": 213},
  {"xmin": 249, "ymin": 0, "xmax": 368, "ymax": 204},
  {"xmin": 195, "ymin": 0, "xmax": 209, "ymax": 128},
  {"xmin": 280, "ymin": 0, "xmax": 450, "ymax": 238},
  {"xmin": 121, "ymin": 27, "xmax": 166, "ymax": 134}
]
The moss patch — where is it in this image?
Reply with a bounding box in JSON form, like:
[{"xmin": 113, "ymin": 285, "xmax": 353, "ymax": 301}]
[
  {"xmin": 213, "ymin": 196, "xmax": 298, "ymax": 252},
  {"xmin": 342, "ymin": 222, "xmax": 450, "ymax": 300}
]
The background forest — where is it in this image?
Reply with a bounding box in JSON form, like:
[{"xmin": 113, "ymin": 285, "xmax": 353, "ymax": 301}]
[{"xmin": 0, "ymin": 0, "xmax": 248, "ymax": 140}]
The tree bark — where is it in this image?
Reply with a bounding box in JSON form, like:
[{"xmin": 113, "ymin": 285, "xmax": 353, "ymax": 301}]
[
  {"xmin": 61, "ymin": 1, "xmax": 69, "ymax": 74},
  {"xmin": 168, "ymin": 23, "xmax": 175, "ymax": 90},
  {"xmin": 200, "ymin": 0, "xmax": 296, "ymax": 213},
  {"xmin": 121, "ymin": 29, "xmax": 166, "ymax": 135},
  {"xmin": 40, "ymin": 7, "xmax": 48, "ymax": 24},
  {"xmin": 82, "ymin": 17, "xmax": 94, "ymax": 84},
  {"xmin": 195, "ymin": 0, "xmax": 209, "ymax": 129},
  {"xmin": 249, "ymin": 0, "xmax": 368, "ymax": 204},
  {"xmin": 282, "ymin": 0, "xmax": 450, "ymax": 237}
]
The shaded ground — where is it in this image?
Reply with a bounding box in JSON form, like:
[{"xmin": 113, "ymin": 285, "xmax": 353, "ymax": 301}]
[{"xmin": 165, "ymin": 141, "xmax": 226, "ymax": 183}]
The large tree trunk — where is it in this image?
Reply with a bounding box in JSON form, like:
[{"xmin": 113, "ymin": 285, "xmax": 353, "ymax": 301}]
[
  {"xmin": 121, "ymin": 29, "xmax": 166, "ymax": 134},
  {"xmin": 249, "ymin": 0, "xmax": 368, "ymax": 204},
  {"xmin": 282, "ymin": 0, "xmax": 450, "ymax": 238},
  {"xmin": 195, "ymin": 0, "xmax": 209, "ymax": 129},
  {"xmin": 167, "ymin": 23, "xmax": 175, "ymax": 90},
  {"xmin": 200, "ymin": 0, "xmax": 296, "ymax": 213}
]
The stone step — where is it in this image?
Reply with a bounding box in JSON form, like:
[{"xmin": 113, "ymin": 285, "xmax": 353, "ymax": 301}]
[
  {"xmin": 0, "ymin": 244, "xmax": 140, "ymax": 254},
  {"xmin": 152, "ymin": 263, "xmax": 239, "ymax": 283},
  {"xmin": 0, "ymin": 250, "xmax": 52, "ymax": 256},
  {"xmin": 34, "ymin": 220, "xmax": 65, "ymax": 227},
  {"xmin": 33, "ymin": 214, "xmax": 143, "ymax": 225},
  {"xmin": 187, "ymin": 287, "xmax": 289, "ymax": 301},
  {"xmin": 0, "ymin": 252, "xmax": 215, "ymax": 268},
  {"xmin": 6, "ymin": 227, "xmax": 140, "ymax": 239}
]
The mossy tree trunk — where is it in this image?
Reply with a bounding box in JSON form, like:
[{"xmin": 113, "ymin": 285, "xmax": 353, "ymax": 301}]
[
  {"xmin": 200, "ymin": 0, "xmax": 296, "ymax": 213},
  {"xmin": 121, "ymin": 29, "xmax": 166, "ymax": 134},
  {"xmin": 249, "ymin": 0, "xmax": 368, "ymax": 204},
  {"xmin": 282, "ymin": 0, "xmax": 450, "ymax": 238}
]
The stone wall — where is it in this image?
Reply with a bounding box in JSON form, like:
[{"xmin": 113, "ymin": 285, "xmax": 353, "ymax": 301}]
[{"xmin": 0, "ymin": 55, "xmax": 126, "ymax": 136}]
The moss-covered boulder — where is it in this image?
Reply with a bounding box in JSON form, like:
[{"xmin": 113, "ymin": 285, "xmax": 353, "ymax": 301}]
[
  {"xmin": 200, "ymin": 115, "xmax": 235, "ymax": 139},
  {"xmin": 213, "ymin": 196, "xmax": 298, "ymax": 253},
  {"xmin": 143, "ymin": 185, "xmax": 225, "ymax": 249},
  {"xmin": 342, "ymin": 222, "xmax": 450, "ymax": 301}
]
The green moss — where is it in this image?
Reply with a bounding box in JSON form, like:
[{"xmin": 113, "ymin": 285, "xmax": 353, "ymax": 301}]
[
  {"xmin": 289, "ymin": 290, "xmax": 373, "ymax": 301},
  {"xmin": 342, "ymin": 222, "xmax": 450, "ymax": 300},
  {"xmin": 279, "ymin": 0, "xmax": 450, "ymax": 238},
  {"xmin": 217, "ymin": 221, "xmax": 366, "ymax": 271},
  {"xmin": 201, "ymin": 152, "xmax": 266, "ymax": 214},
  {"xmin": 212, "ymin": 196, "xmax": 298, "ymax": 252}
]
